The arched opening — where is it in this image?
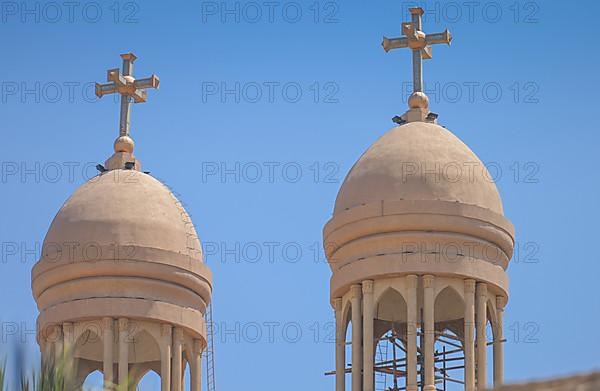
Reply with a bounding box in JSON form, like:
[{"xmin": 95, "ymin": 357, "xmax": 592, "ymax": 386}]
[
  {"xmin": 374, "ymin": 328, "xmax": 407, "ymax": 391},
  {"xmin": 73, "ymin": 327, "xmax": 104, "ymax": 388},
  {"xmin": 183, "ymin": 359, "xmax": 191, "ymax": 390},
  {"xmin": 126, "ymin": 329, "xmax": 162, "ymax": 390},
  {"xmin": 136, "ymin": 369, "xmax": 161, "ymax": 390},
  {"xmin": 433, "ymin": 286, "xmax": 466, "ymax": 390},
  {"xmin": 433, "ymin": 329, "xmax": 464, "ymax": 390},
  {"xmin": 81, "ymin": 369, "xmax": 104, "ymax": 390},
  {"xmin": 374, "ymin": 288, "xmax": 408, "ymax": 391}
]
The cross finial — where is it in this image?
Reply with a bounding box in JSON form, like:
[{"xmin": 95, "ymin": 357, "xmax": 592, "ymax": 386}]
[
  {"xmin": 95, "ymin": 53, "xmax": 159, "ymax": 155},
  {"xmin": 382, "ymin": 7, "xmax": 451, "ymax": 123}
]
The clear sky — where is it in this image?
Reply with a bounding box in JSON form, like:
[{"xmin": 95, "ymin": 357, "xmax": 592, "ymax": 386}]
[{"xmin": 1, "ymin": 0, "xmax": 599, "ymax": 389}]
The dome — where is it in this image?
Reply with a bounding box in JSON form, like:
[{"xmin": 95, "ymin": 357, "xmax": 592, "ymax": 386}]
[
  {"xmin": 32, "ymin": 169, "xmax": 211, "ymax": 338},
  {"xmin": 41, "ymin": 169, "xmax": 202, "ymax": 262},
  {"xmin": 334, "ymin": 121, "xmax": 504, "ymax": 216},
  {"xmin": 323, "ymin": 121, "xmax": 514, "ymax": 300}
]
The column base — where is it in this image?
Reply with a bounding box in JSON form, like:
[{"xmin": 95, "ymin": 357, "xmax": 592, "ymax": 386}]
[
  {"xmin": 406, "ymin": 386, "xmax": 418, "ymax": 391},
  {"xmin": 423, "ymin": 386, "xmax": 437, "ymax": 391}
]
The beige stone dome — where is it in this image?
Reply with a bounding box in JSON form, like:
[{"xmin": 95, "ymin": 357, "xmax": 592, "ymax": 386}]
[
  {"xmin": 32, "ymin": 169, "xmax": 211, "ymax": 338},
  {"xmin": 41, "ymin": 169, "xmax": 202, "ymax": 261},
  {"xmin": 324, "ymin": 121, "xmax": 514, "ymax": 300},
  {"xmin": 334, "ymin": 121, "xmax": 504, "ymax": 215}
]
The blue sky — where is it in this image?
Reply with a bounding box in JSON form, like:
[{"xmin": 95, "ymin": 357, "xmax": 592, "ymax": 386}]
[{"xmin": 1, "ymin": 0, "xmax": 599, "ymax": 389}]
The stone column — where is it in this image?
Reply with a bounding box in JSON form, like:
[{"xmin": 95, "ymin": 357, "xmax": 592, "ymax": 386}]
[
  {"xmin": 464, "ymin": 279, "xmax": 476, "ymax": 391},
  {"xmin": 172, "ymin": 327, "xmax": 183, "ymax": 391},
  {"xmin": 103, "ymin": 317, "xmax": 114, "ymax": 388},
  {"xmin": 423, "ymin": 275, "xmax": 435, "ymax": 391},
  {"xmin": 405, "ymin": 274, "xmax": 418, "ymax": 391},
  {"xmin": 476, "ymin": 283, "xmax": 487, "ymax": 390},
  {"xmin": 334, "ymin": 297, "xmax": 345, "ymax": 391},
  {"xmin": 62, "ymin": 322, "xmax": 74, "ymax": 362},
  {"xmin": 493, "ymin": 296, "xmax": 505, "ymax": 387},
  {"xmin": 350, "ymin": 284, "xmax": 362, "ymax": 391},
  {"xmin": 161, "ymin": 324, "xmax": 172, "ymax": 391},
  {"xmin": 62, "ymin": 322, "xmax": 74, "ymax": 388},
  {"xmin": 362, "ymin": 280, "xmax": 375, "ymax": 391},
  {"xmin": 40, "ymin": 338, "xmax": 51, "ymax": 373},
  {"xmin": 52, "ymin": 323, "xmax": 63, "ymax": 366},
  {"xmin": 190, "ymin": 339, "xmax": 203, "ymax": 391},
  {"xmin": 118, "ymin": 318, "xmax": 129, "ymax": 387}
]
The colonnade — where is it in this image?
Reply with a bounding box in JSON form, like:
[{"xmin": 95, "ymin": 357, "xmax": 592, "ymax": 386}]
[
  {"xmin": 334, "ymin": 275, "xmax": 505, "ymax": 391},
  {"xmin": 42, "ymin": 318, "xmax": 204, "ymax": 391}
]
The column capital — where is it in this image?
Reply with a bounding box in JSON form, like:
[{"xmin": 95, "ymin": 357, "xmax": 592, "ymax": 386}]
[
  {"xmin": 496, "ymin": 295, "xmax": 506, "ymax": 310},
  {"xmin": 476, "ymin": 282, "xmax": 488, "ymax": 297},
  {"xmin": 161, "ymin": 323, "xmax": 173, "ymax": 337},
  {"xmin": 464, "ymin": 279, "xmax": 476, "ymax": 293},
  {"xmin": 406, "ymin": 274, "xmax": 418, "ymax": 288},
  {"xmin": 350, "ymin": 284, "xmax": 362, "ymax": 299},
  {"xmin": 103, "ymin": 317, "xmax": 114, "ymax": 329},
  {"xmin": 334, "ymin": 297, "xmax": 343, "ymax": 311},
  {"xmin": 362, "ymin": 280, "xmax": 374, "ymax": 294},
  {"xmin": 118, "ymin": 317, "xmax": 129, "ymax": 330},
  {"xmin": 423, "ymin": 274, "xmax": 435, "ymax": 288},
  {"xmin": 173, "ymin": 326, "xmax": 184, "ymax": 341},
  {"xmin": 193, "ymin": 339, "xmax": 204, "ymax": 354}
]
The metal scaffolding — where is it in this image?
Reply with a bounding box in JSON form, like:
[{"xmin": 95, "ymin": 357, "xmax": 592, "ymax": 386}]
[
  {"xmin": 326, "ymin": 321, "xmax": 470, "ymax": 391},
  {"xmin": 373, "ymin": 326, "xmax": 466, "ymax": 391}
]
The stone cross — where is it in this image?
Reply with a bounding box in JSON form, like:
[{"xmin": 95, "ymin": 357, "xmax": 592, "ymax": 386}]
[
  {"xmin": 95, "ymin": 53, "xmax": 159, "ymax": 139},
  {"xmin": 382, "ymin": 7, "xmax": 452, "ymax": 93}
]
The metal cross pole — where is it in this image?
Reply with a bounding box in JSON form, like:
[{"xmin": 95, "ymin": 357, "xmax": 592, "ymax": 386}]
[
  {"xmin": 95, "ymin": 53, "xmax": 160, "ymax": 139},
  {"xmin": 382, "ymin": 7, "xmax": 452, "ymax": 93}
]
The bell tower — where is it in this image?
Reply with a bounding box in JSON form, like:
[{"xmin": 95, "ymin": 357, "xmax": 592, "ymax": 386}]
[
  {"xmin": 323, "ymin": 8, "xmax": 514, "ymax": 391},
  {"xmin": 32, "ymin": 53, "xmax": 212, "ymax": 391}
]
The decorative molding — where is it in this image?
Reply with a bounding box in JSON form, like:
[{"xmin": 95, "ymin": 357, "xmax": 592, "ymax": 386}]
[
  {"xmin": 464, "ymin": 279, "xmax": 476, "ymax": 293},
  {"xmin": 406, "ymin": 274, "xmax": 418, "ymax": 288},
  {"xmin": 174, "ymin": 326, "xmax": 184, "ymax": 341},
  {"xmin": 161, "ymin": 323, "xmax": 173, "ymax": 337},
  {"xmin": 350, "ymin": 284, "xmax": 362, "ymax": 299},
  {"xmin": 496, "ymin": 295, "xmax": 506, "ymax": 311},
  {"xmin": 118, "ymin": 317, "xmax": 129, "ymax": 331},
  {"xmin": 362, "ymin": 280, "xmax": 374, "ymax": 294},
  {"xmin": 334, "ymin": 297, "xmax": 343, "ymax": 312},
  {"xmin": 476, "ymin": 282, "xmax": 488, "ymax": 297},
  {"xmin": 423, "ymin": 274, "xmax": 435, "ymax": 288}
]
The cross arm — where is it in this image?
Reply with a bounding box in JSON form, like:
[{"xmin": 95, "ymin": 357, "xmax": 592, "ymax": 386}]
[
  {"xmin": 382, "ymin": 36, "xmax": 408, "ymax": 52},
  {"xmin": 134, "ymin": 75, "xmax": 160, "ymax": 90},
  {"xmin": 131, "ymin": 89, "xmax": 148, "ymax": 103},
  {"xmin": 95, "ymin": 82, "xmax": 117, "ymax": 98},
  {"xmin": 425, "ymin": 29, "xmax": 452, "ymax": 46},
  {"xmin": 107, "ymin": 68, "xmax": 127, "ymax": 86}
]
